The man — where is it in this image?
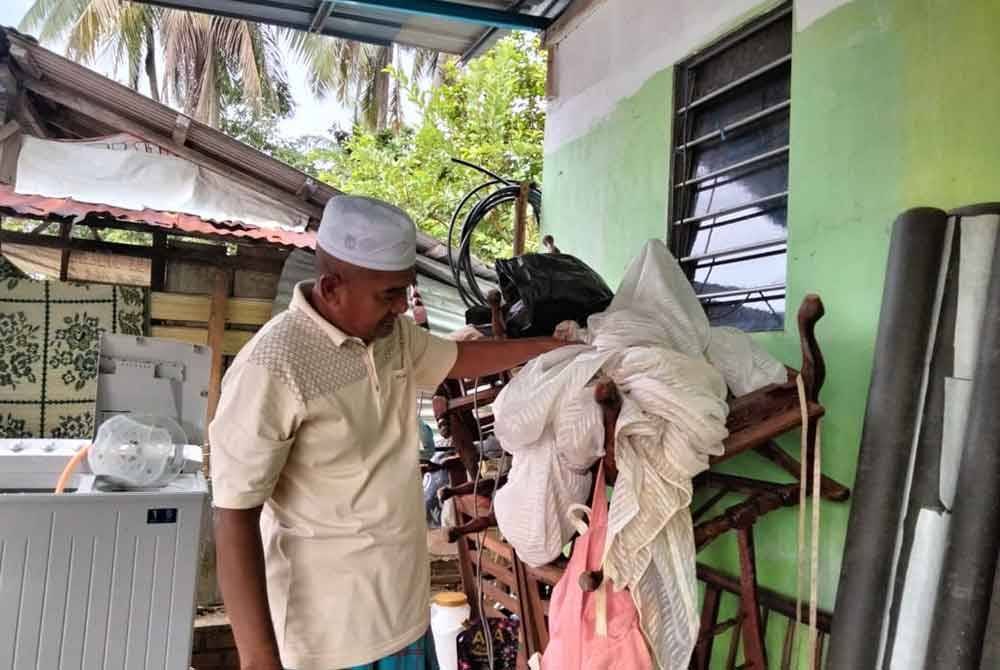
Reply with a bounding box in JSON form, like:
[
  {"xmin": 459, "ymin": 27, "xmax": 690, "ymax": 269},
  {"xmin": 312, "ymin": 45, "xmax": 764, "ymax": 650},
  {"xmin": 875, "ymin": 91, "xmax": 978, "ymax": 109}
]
[{"xmin": 210, "ymin": 195, "xmax": 567, "ymax": 670}]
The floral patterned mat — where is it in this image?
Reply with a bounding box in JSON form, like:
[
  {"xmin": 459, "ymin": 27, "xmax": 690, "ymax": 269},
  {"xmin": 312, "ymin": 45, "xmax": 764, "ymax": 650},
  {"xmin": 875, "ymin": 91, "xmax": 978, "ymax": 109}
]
[{"xmin": 0, "ymin": 273, "xmax": 145, "ymax": 438}]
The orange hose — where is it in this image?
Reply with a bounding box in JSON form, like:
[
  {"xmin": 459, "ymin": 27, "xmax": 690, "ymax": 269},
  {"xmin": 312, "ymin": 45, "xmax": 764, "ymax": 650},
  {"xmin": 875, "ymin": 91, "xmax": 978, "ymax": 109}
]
[{"xmin": 55, "ymin": 445, "xmax": 91, "ymax": 494}]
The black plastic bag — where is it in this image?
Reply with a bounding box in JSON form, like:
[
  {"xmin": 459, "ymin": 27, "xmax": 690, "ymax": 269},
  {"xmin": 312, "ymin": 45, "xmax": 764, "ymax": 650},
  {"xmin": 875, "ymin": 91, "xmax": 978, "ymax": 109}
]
[{"xmin": 495, "ymin": 253, "xmax": 613, "ymax": 338}]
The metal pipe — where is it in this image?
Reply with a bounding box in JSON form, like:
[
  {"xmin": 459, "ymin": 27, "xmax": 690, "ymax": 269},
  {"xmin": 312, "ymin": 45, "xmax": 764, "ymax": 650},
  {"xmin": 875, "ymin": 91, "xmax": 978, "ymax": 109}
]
[
  {"xmin": 677, "ymin": 55, "xmax": 791, "ymax": 116},
  {"xmin": 678, "ymin": 191, "xmax": 788, "ymax": 228},
  {"xmin": 685, "ymin": 4, "xmax": 792, "ymax": 69},
  {"xmin": 825, "ymin": 207, "xmax": 951, "ymax": 670},
  {"xmin": 681, "ymin": 236, "xmax": 786, "ymax": 264},
  {"xmin": 676, "ymin": 100, "xmax": 790, "ymax": 153},
  {"xmin": 678, "ymin": 202, "xmax": 787, "ymax": 233},
  {"xmin": 695, "ymin": 283, "xmax": 785, "ymax": 302},
  {"xmin": 691, "ymin": 247, "xmax": 786, "ymax": 271},
  {"xmin": 676, "ymin": 145, "xmax": 789, "ymax": 189},
  {"xmin": 335, "ymin": 0, "xmax": 551, "ymax": 30}
]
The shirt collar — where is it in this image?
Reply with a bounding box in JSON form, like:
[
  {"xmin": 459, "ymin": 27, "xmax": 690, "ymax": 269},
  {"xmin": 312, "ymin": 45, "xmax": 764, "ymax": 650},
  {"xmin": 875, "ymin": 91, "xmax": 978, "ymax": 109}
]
[{"xmin": 291, "ymin": 281, "xmax": 363, "ymax": 348}]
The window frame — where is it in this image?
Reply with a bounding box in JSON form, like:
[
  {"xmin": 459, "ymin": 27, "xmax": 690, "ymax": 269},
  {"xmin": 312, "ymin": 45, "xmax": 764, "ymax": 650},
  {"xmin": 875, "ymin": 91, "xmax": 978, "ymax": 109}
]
[{"xmin": 667, "ymin": 2, "xmax": 793, "ymax": 332}]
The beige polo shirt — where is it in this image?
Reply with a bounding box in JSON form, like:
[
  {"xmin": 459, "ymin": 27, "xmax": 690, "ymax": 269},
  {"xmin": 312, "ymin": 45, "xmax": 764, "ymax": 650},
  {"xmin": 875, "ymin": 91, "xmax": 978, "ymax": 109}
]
[{"xmin": 209, "ymin": 281, "xmax": 457, "ymax": 670}]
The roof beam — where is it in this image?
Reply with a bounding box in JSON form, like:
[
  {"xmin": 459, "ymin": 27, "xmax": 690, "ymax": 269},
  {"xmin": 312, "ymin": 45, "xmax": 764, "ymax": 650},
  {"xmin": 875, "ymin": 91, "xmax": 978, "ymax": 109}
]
[
  {"xmin": 335, "ymin": 0, "xmax": 551, "ymax": 30},
  {"xmin": 132, "ymin": 0, "xmax": 395, "ymax": 46},
  {"xmin": 309, "ymin": 1, "xmax": 336, "ymax": 31},
  {"xmin": 461, "ymin": 0, "xmax": 528, "ymax": 63},
  {"xmin": 543, "ymin": 0, "xmax": 607, "ymax": 46},
  {"xmin": 16, "ymin": 94, "xmax": 49, "ymax": 138},
  {"xmin": 0, "ymin": 120, "xmax": 20, "ymax": 143}
]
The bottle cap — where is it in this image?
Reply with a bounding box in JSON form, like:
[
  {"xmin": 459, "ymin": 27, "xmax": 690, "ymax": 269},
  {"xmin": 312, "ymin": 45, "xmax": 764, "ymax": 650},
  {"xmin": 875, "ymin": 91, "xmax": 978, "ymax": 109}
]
[{"xmin": 433, "ymin": 591, "xmax": 468, "ymax": 608}]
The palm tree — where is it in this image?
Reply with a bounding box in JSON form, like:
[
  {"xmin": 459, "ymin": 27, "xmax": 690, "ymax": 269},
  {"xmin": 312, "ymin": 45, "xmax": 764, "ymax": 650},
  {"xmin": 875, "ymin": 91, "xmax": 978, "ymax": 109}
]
[
  {"xmin": 19, "ymin": 0, "xmax": 285, "ymax": 127},
  {"xmin": 288, "ymin": 31, "xmax": 445, "ymax": 132},
  {"xmin": 159, "ymin": 9, "xmax": 285, "ymax": 127}
]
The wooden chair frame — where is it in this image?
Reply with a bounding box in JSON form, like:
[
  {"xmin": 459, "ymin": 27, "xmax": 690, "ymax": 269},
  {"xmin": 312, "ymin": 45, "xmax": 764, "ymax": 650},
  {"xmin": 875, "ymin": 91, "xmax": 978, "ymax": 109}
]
[{"xmin": 429, "ymin": 292, "xmax": 850, "ymax": 670}]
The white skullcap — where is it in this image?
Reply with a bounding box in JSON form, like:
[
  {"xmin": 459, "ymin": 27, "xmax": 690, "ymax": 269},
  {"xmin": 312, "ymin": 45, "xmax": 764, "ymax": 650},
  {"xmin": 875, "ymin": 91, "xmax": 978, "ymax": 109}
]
[{"xmin": 317, "ymin": 195, "xmax": 417, "ymax": 271}]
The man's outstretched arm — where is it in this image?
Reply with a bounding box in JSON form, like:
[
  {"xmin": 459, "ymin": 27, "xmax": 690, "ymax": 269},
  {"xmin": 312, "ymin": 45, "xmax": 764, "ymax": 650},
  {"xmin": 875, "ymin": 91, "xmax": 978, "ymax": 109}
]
[{"xmin": 448, "ymin": 337, "xmax": 570, "ymax": 379}]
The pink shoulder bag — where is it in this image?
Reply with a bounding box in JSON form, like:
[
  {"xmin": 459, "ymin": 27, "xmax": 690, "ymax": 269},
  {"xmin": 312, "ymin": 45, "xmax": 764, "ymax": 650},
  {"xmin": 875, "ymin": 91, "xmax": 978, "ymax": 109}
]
[{"xmin": 540, "ymin": 464, "xmax": 653, "ymax": 670}]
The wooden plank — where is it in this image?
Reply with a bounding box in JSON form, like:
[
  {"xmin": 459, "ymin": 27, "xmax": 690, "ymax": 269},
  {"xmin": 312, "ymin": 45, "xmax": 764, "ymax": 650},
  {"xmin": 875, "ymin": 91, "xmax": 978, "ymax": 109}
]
[
  {"xmin": 468, "ymin": 549, "xmax": 514, "ymax": 585},
  {"xmin": 150, "ymin": 326, "xmax": 254, "ymax": 356},
  {"xmin": 206, "ymin": 269, "xmax": 229, "ymax": 426},
  {"xmin": 0, "ymin": 228, "xmax": 285, "ymax": 273},
  {"xmin": 481, "ymin": 581, "xmax": 519, "ymax": 614},
  {"xmin": 0, "ymin": 132, "xmax": 22, "ymax": 184},
  {"xmin": 151, "ymin": 292, "xmax": 272, "ymax": 326},
  {"xmin": 233, "ymin": 269, "xmax": 280, "ymax": 299},
  {"xmin": 68, "ymin": 250, "xmax": 151, "ymax": 286},
  {"xmin": 1, "ymin": 242, "xmax": 60, "ymax": 276},
  {"xmin": 226, "ymin": 297, "xmax": 272, "ymax": 326},
  {"xmin": 151, "ymin": 292, "xmax": 211, "ymax": 322},
  {"xmin": 166, "ymin": 261, "xmax": 225, "ymax": 295},
  {"xmin": 0, "ymin": 120, "xmax": 20, "ymax": 143}
]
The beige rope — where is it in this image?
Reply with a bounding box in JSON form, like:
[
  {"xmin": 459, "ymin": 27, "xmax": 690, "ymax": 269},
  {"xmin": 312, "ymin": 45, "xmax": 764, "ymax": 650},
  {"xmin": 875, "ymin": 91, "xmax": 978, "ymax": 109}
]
[{"xmin": 795, "ymin": 373, "xmax": 822, "ymax": 665}]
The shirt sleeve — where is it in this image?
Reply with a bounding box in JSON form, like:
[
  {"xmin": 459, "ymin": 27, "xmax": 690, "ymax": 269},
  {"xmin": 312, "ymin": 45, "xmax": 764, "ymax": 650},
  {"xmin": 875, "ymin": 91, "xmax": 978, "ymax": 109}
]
[
  {"xmin": 402, "ymin": 317, "xmax": 458, "ymax": 391},
  {"xmin": 208, "ymin": 361, "xmax": 301, "ymax": 509}
]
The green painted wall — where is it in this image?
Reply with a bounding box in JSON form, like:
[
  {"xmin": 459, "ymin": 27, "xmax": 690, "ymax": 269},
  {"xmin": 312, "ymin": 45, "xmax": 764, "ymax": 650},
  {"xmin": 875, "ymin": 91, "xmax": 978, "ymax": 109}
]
[
  {"xmin": 542, "ymin": 68, "xmax": 673, "ymax": 288},
  {"xmin": 542, "ymin": 0, "xmax": 1000, "ymax": 665}
]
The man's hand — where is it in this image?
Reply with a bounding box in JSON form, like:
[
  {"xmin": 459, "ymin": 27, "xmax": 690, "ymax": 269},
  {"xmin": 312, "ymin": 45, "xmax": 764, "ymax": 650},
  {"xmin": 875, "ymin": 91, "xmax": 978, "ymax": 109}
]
[
  {"xmin": 214, "ymin": 507, "xmax": 283, "ymax": 670},
  {"xmin": 552, "ymin": 320, "xmax": 590, "ymax": 344},
  {"xmin": 448, "ymin": 337, "xmax": 570, "ymax": 379}
]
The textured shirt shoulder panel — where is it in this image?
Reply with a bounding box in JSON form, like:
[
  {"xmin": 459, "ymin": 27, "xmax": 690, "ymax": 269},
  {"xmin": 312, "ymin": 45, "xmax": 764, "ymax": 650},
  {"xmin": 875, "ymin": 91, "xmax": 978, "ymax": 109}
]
[{"xmin": 246, "ymin": 308, "xmax": 368, "ymax": 404}]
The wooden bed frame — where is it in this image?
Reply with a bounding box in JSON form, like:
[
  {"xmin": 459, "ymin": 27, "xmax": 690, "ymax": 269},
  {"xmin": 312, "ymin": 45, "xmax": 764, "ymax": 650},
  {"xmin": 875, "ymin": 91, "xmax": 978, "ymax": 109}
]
[{"xmin": 428, "ymin": 291, "xmax": 850, "ymax": 670}]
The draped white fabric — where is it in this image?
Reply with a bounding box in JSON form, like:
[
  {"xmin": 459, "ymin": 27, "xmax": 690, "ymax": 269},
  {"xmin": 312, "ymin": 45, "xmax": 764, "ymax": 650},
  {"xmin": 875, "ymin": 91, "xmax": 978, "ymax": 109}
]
[{"xmin": 492, "ymin": 240, "xmax": 786, "ymax": 668}]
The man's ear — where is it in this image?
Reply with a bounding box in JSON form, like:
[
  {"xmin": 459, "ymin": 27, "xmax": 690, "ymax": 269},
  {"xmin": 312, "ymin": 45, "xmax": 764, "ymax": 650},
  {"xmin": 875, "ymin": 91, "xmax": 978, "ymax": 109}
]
[{"xmin": 318, "ymin": 273, "xmax": 343, "ymax": 305}]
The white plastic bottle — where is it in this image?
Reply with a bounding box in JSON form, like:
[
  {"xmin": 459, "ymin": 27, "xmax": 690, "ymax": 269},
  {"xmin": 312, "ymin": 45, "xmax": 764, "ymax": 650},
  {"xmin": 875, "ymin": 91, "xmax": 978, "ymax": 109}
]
[{"xmin": 431, "ymin": 591, "xmax": 471, "ymax": 670}]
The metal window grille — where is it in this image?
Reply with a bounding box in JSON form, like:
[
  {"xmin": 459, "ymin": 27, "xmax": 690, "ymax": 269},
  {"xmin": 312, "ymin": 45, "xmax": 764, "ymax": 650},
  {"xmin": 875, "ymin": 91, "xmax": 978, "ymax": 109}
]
[{"xmin": 669, "ymin": 3, "xmax": 792, "ymax": 332}]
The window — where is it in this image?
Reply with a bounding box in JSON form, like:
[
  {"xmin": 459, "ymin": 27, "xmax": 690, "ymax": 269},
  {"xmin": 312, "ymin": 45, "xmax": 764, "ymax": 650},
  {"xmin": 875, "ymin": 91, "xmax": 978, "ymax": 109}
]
[{"xmin": 669, "ymin": 4, "xmax": 792, "ymax": 331}]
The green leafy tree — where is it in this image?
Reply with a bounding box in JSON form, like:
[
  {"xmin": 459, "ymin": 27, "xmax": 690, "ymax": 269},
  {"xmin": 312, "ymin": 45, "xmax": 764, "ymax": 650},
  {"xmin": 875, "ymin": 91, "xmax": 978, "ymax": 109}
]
[{"xmin": 318, "ymin": 33, "xmax": 546, "ymax": 262}]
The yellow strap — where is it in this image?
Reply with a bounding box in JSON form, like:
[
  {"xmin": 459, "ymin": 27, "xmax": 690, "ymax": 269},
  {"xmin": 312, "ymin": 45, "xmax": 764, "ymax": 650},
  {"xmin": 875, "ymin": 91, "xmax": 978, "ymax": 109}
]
[{"xmin": 595, "ymin": 579, "xmax": 608, "ymax": 638}]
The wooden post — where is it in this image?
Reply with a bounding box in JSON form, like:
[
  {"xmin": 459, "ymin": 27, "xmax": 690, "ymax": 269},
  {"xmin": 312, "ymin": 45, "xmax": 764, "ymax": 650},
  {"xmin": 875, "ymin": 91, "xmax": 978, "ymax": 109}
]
[
  {"xmin": 205, "ymin": 268, "xmax": 228, "ymax": 427},
  {"xmin": 513, "ymin": 181, "xmax": 529, "ymax": 256},
  {"xmin": 57, "ymin": 221, "xmax": 72, "ymax": 281},
  {"xmin": 150, "ymin": 232, "xmax": 167, "ymax": 291}
]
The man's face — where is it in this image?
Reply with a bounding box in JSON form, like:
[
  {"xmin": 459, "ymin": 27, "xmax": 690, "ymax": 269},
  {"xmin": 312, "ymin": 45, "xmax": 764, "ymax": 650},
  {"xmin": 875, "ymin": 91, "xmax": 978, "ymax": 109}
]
[{"xmin": 317, "ymin": 265, "xmax": 415, "ymax": 343}]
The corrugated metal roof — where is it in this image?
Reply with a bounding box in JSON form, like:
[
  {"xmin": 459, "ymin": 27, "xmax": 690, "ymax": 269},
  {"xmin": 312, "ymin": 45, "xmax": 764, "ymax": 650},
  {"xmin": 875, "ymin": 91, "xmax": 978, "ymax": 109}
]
[
  {"xmin": 132, "ymin": 0, "xmax": 572, "ymax": 60},
  {"xmin": 0, "ymin": 183, "xmax": 318, "ymax": 248},
  {"xmin": 0, "ymin": 29, "xmax": 498, "ymax": 280}
]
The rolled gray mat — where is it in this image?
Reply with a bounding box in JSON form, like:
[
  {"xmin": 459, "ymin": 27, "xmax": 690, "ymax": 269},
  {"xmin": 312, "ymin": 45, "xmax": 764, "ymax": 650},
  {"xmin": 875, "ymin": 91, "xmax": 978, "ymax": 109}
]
[
  {"xmin": 826, "ymin": 207, "xmax": 949, "ymax": 670},
  {"xmin": 926, "ymin": 207, "xmax": 1000, "ymax": 670}
]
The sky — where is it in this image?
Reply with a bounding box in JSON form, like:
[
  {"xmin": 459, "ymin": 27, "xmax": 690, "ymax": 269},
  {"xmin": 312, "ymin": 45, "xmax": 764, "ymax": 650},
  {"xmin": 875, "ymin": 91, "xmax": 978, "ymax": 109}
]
[{"xmin": 0, "ymin": 0, "xmax": 363, "ymax": 138}]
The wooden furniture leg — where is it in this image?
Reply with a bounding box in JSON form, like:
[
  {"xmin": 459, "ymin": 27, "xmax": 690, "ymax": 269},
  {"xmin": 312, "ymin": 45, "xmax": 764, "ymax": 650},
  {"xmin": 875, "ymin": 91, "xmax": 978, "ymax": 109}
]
[
  {"xmin": 692, "ymin": 584, "xmax": 723, "ymax": 670},
  {"xmin": 737, "ymin": 527, "xmax": 768, "ymax": 669}
]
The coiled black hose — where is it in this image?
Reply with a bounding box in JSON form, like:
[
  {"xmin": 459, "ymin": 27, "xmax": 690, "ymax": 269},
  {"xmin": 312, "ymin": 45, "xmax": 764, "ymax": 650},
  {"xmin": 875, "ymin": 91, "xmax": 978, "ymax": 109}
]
[{"xmin": 448, "ymin": 158, "xmax": 542, "ymax": 307}]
